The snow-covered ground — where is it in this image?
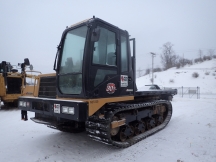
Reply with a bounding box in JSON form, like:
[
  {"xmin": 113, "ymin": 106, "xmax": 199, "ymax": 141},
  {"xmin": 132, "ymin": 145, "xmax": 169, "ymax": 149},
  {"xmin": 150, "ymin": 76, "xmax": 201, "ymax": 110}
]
[{"xmin": 0, "ymin": 59, "xmax": 216, "ymax": 162}]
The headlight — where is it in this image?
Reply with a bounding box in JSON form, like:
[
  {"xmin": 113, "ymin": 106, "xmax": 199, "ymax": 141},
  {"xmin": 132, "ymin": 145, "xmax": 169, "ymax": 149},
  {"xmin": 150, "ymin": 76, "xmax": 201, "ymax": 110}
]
[
  {"xmin": 19, "ymin": 101, "xmax": 23, "ymax": 107},
  {"xmin": 26, "ymin": 102, "xmax": 30, "ymax": 107},
  {"xmin": 62, "ymin": 106, "xmax": 74, "ymax": 115},
  {"xmin": 62, "ymin": 106, "xmax": 68, "ymax": 113},
  {"xmin": 19, "ymin": 101, "xmax": 26, "ymax": 107},
  {"xmin": 23, "ymin": 102, "xmax": 26, "ymax": 107},
  {"xmin": 68, "ymin": 107, "xmax": 74, "ymax": 114}
]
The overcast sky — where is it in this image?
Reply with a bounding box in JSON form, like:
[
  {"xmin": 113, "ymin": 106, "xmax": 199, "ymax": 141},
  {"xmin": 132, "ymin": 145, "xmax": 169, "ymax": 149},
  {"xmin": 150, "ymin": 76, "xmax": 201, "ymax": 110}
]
[{"xmin": 0, "ymin": 0, "xmax": 216, "ymax": 74}]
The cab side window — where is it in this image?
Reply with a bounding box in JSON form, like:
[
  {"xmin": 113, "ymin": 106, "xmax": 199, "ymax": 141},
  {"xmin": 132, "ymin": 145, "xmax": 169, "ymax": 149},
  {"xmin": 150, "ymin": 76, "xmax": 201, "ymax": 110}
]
[
  {"xmin": 121, "ymin": 35, "xmax": 128, "ymax": 72},
  {"xmin": 92, "ymin": 26, "xmax": 116, "ymax": 66}
]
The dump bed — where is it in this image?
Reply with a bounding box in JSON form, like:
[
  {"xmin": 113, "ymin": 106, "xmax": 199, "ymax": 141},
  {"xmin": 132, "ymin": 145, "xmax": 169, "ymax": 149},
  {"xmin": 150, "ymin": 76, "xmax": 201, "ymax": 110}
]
[{"xmin": 135, "ymin": 89, "xmax": 177, "ymax": 96}]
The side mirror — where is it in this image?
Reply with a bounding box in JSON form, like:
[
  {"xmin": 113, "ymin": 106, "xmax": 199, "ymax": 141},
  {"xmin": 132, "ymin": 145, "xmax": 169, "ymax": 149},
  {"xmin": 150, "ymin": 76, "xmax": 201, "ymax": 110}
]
[
  {"xmin": 24, "ymin": 58, "xmax": 30, "ymax": 66},
  {"xmin": 91, "ymin": 28, "xmax": 100, "ymax": 42},
  {"xmin": 29, "ymin": 64, "xmax": 33, "ymax": 70}
]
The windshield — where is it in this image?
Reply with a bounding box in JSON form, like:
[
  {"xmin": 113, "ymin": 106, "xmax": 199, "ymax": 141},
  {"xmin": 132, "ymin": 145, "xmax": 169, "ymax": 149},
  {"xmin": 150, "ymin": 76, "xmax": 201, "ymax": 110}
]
[{"xmin": 58, "ymin": 26, "xmax": 88, "ymax": 95}]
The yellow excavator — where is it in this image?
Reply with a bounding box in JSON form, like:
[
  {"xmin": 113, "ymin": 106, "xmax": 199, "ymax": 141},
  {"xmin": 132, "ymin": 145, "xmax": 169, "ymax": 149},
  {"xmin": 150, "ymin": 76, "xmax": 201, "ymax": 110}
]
[
  {"xmin": 18, "ymin": 17, "xmax": 176, "ymax": 148},
  {"xmin": 0, "ymin": 59, "xmax": 39, "ymax": 109}
]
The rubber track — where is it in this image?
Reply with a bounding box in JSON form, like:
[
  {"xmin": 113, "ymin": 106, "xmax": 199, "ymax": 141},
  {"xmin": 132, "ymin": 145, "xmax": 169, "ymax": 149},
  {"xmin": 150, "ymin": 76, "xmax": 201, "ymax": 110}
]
[{"xmin": 85, "ymin": 100, "xmax": 172, "ymax": 148}]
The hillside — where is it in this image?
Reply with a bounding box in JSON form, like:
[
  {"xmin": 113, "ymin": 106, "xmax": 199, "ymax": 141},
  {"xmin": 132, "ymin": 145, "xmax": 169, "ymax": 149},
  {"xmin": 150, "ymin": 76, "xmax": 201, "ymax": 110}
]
[{"xmin": 137, "ymin": 59, "xmax": 216, "ymax": 94}]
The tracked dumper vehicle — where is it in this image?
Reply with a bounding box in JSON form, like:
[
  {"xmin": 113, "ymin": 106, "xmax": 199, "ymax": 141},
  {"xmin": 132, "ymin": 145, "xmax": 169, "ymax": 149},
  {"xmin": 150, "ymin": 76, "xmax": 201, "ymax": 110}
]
[{"xmin": 18, "ymin": 17, "xmax": 174, "ymax": 148}]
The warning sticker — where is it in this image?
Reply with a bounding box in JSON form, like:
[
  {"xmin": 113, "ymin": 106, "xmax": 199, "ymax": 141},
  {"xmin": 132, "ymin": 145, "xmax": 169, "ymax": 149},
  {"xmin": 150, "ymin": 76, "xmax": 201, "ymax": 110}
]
[
  {"xmin": 120, "ymin": 75, "xmax": 128, "ymax": 87},
  {"xmin": 54, "ymin": 104, "xmax": 60, "ymax": 114}
]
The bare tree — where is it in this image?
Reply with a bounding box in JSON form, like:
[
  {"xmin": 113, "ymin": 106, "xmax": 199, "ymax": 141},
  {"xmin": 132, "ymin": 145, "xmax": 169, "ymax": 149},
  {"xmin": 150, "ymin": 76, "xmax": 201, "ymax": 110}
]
[
  {"xmin": 160, "ymin": 42, "xmax": 178, "ymax": 70},
  {"xmin": 137, "ymin": 67, "xmax": 143, "ymax": 77},
  {"xmin": 145, "ymin": 68, "xmax": 151, "ymax": 75},
  {"xmin": 208, "ymin": 49, "xmax": 215, "ymax": 58},
  {"xmin": 203, "ymin": 55, "xmax": 211, "ymax": 61},
  {"xmin": 153, "ymin": 67, "xmax": 162, "ymax": 72},
  {"xmin": 198, "ymin": 49, "xmax": 203, "ymax": 60},
  {"xmin": 177, "ymin": 57, "xmax": 193, "ymax": 67}
]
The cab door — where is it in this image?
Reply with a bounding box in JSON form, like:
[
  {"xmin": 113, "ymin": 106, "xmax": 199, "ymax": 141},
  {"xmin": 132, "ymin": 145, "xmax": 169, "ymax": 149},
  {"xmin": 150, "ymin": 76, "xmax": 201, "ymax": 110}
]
[
  {"xmin": 86, "ymin": 23, "xmax": 134, "ymax": 98},
  {"xmin": 87, "ymin": 23, "xmax": 120, "ymax": 98}
]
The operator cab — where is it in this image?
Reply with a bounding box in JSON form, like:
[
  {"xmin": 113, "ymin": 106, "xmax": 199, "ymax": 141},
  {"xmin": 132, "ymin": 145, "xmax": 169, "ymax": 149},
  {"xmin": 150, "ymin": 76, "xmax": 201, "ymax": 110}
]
[
  {"xmin": 55, "ymin": 17, "xmax": 135, "ymax": 99},
  {"xmin": 0, "ymin": 61, "xmax": 13, "ymax": 73}
]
